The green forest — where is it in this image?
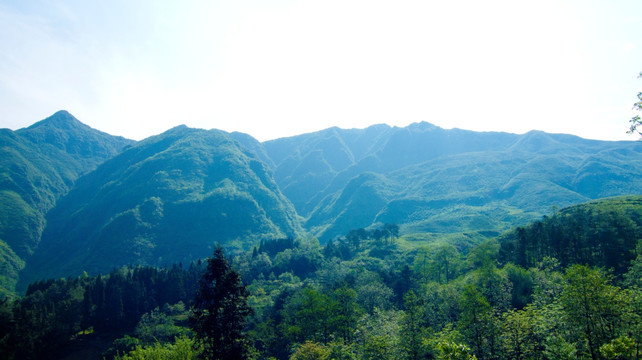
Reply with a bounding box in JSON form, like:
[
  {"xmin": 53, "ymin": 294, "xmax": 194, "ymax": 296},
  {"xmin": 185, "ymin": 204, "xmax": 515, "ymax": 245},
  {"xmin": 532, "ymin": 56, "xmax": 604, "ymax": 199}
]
[{"xmin": 3, "ymin": 196, "xmax": 642, "ymax": 360}]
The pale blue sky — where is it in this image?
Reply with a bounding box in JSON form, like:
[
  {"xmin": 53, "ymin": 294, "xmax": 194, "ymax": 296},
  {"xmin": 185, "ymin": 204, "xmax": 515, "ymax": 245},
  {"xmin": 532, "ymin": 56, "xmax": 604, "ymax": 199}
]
[{"xmin": 0, "ymin": 0, "xmax": 640, "ymax": 141}]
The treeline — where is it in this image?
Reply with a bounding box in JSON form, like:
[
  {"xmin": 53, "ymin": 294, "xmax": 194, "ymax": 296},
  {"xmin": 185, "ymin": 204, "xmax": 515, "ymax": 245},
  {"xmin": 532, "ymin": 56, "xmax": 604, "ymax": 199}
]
[{"xmin": 0, "ymin": 263, "xmax": 204, "ymax": 359}]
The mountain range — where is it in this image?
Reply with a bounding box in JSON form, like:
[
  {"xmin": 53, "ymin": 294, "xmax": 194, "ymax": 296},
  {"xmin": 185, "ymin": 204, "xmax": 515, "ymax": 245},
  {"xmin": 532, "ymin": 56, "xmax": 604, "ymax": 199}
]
[{"xmin": 3, "ymin": 111, "xmax": 642, "ymax": 295}]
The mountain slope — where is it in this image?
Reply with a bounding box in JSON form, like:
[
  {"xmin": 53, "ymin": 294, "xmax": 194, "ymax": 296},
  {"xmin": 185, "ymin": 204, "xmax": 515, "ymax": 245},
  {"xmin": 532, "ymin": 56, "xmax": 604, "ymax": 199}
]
[
  {"xmin": 0, "ymin": 111, "xmax": 133, "ymax": 296},
  {"xmin": 265, "ymin": 123, "xmax": 642, "ymax": 242},
  {"xmin": 20, "ymin": 126, "xmax": 302, "ymax": 287}
]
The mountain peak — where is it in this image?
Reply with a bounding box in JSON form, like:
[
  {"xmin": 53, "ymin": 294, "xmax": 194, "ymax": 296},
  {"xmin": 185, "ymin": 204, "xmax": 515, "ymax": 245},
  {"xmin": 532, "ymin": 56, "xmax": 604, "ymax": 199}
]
[
  {"xmin": 17, "ymin": 111, "xmax": 134, "ymax": 160},
  {"xmin": 26, "ymin": 110, "xmax": 84, "ymax": 131},
  {"xmin": 406, "ymin": 121, "xmax": 440, "ymax": 131}
]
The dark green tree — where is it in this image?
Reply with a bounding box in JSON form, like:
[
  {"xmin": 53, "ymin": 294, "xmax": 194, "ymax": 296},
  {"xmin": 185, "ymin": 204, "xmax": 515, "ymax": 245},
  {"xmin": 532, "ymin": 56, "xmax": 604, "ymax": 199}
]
[{"xmin": 189, "ymin": 246, "xmax": 253, "ymax": 360}]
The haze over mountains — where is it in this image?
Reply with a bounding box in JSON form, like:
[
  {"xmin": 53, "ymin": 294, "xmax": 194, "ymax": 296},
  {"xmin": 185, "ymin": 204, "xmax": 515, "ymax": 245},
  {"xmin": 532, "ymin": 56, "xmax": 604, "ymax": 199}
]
[{"xmin": 3, "ymin": 111, "xmax": 642, "ymax": 295}]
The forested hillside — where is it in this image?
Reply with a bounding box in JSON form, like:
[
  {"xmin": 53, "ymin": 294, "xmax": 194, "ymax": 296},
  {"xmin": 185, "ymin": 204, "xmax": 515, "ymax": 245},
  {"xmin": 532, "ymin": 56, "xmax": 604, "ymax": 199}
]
[
  {"xmin": 0, "ymin": 111, "xmax": 133, "ymax": 297},
  {"xmin": 499, "ymin": 196, "xmax": 642, "ymax": 274},
  {"xmin": 3, "ymin": 196, "xmax": 642, "ymax": 359},
  {"xmin": 19, "ymin": 125, "xmax": 302, "ymax": 289}
]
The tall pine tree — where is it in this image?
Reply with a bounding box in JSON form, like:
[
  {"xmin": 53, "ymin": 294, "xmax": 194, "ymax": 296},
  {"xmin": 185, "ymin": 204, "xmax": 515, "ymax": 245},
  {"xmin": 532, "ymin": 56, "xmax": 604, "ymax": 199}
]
[{"xmin": 189, "ymin": 246, "xmax": 253, "ymax": 360}]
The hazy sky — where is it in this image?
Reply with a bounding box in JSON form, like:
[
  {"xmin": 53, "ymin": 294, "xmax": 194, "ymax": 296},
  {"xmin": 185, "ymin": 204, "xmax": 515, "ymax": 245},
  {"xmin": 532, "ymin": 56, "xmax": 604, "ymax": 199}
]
[{"xmin": 1, "ymin": 1, "xmax": 641, "ymax": 141}]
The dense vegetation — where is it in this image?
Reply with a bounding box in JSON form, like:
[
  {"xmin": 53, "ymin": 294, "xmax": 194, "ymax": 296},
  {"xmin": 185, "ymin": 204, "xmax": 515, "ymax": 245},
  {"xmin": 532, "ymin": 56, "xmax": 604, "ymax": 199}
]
[
  {"xmin": 3, "ymin": 197, "xmax": 642, "ymax": 359},
  {"xmin": 0, "ymin": 263, "xmax": 204, "ymax": 359},
  {"xmin": 0, "ymin": 111, "xmax": 133, "ymax": 297},
  {"xmin": 499, "ymin": 196, "xmax": 642, "ymax": 275}
]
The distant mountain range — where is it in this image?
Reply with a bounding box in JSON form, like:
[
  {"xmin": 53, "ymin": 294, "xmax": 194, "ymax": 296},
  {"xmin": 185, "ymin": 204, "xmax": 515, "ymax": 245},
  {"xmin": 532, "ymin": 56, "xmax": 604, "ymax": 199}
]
[{"xmin": 3, "ymin": 111, "xmax": 642, "ymax": 295}]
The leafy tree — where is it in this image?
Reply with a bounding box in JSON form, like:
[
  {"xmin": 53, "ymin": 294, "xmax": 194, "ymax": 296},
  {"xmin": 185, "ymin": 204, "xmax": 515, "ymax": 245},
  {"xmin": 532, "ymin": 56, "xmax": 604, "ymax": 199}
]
[
  {"xmin": 331, "ymin": 285, "xmax": 362, "ymax": 341},
  {"xmin": 189, "ymin": 247, "xmax": 253, "ymax": 360},
  {"xmin": 499, "ymin": 306, "xmax": 539, "ymax": 360},
  {"xmin": 421, "ymin": 282, "xmax": 460, "ymax": 331},
  {"xmin": 468, "ymin": 264, "xmax": 512, "ymax": 311},
  {"xmin": 399, "ymin": 290, "xmax": 430, "ymax": 360},
  {"xmin": 134, "ymin": 306, "xmax": 190, "ymax": 344},
  {"xmin": 503, "ymin": 263, "xmax": 533, "ymax": 309},
  {"xmin": 290, "ymin": 341, "xmax": 330, "ymax": 360},
  {"xmin": 283, "ymin": 286, "xmax": 337, "ymax": 344},
  {"xmin": 466, "ymin": 239, "xmax": 500, "ymax": 270},
  {"xmin": 432, "ymin": 325, "xmax": 477, "ymax": 360},
  {"xmin": 458, "ymin": 284, "xmax": 499, "ymax": 360},
  {"xmin": 415, "ymin": 243, "xmax": 461, "ymax": 285},
  {"xmin": 627, "ymin": 72, "xmax": 642, "ymax": 137},
  {"xmin": 561, "ymin": 265, "xmax": 626, "ymax": 360},
  {"xmin": 382, "ymin": 223, "xmax": 400, "ymax": 244},
  {"xmin": 599, "ymin": 336, "xmax": 636, "ymax": 360},
  {"xmin": 356, "ymin": 308, "xmax": 402, "ymax": 360},
  {"xmin": 356, "ymin": 281, "xmax": 394, "ymax": 313},
  {"xmin": 436, "ymin": 341, "xmax": 478, "ymax": 360},
  {"xmin": 114, "ymin": 335, "xmax": 200, "ymax": 360}
]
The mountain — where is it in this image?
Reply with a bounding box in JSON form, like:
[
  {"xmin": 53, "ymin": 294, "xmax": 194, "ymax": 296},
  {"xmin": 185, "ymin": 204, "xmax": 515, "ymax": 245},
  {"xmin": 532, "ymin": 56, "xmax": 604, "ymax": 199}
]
[
  {"xmin": 0, "ymin": 111, "xmax": 133, "ymax": 297},
  {"xmin": 19, "ymin": 126, "xmax": 302, "ymax": 288},
  {"xmin": 8, "ymin": 113, "xmax": 642, "ymax": 293},
  {"xmin": 264, "ymin": 123, "xmax": 642, "ymax": 241}
]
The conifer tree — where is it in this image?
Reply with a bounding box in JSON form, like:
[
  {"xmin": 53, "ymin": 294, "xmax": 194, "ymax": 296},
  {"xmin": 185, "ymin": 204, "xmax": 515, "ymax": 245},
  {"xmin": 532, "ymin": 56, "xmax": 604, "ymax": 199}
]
[{"xmin": 189, "ymin": 246, "xmax": 253, "ymax": 359}]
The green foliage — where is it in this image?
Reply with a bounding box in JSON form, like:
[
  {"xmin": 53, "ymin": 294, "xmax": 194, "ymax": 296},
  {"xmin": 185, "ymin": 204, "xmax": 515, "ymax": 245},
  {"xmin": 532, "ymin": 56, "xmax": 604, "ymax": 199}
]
[
  {"xmin": 289, "ymin": 341, "xmax": 330, "ymax": 360},
  {"xmin": 0, "ymin": 238, "xmax": 24, "ymax": 299},
  {"xmin": 114, "ymin": 335, "xmax": 200, "ymax": 360},
  {"xmin": 626, "ymin": 71, "xmax": 642, "ymax": 137},
  {"xmin": 414, "ymin": 242, "xmax": 461, "ymax": 284},
  {"xmin": 436, "ymin": 341, "xmax": 477, "ymax": 360},
  {"xmin": 356, "ymin": 308, "xmax": 402, "ymax": 360},
  {"xmin": 600, "ymin": 336, "xmax": 636, "ymax": 360},
  {"xmin": 134, "ymin": 306, "xmax": 191, "ymax": 344},
  {"xmin": 457, "ymin": 284, "xmax": 498, "ymax": 359},
  {"xmin": 561, "ymin": 265, "xmax": 627, "ymax": 359},
  {"xmin": 1, "ymin": 263, "xmax": 203, "ymax": 359},
  {"xmin": 189, "ymin": 247, "xmax": 253, "ymax": 360},
  {"xmin": 399, "ymin": 290, "xmax": 431, "ymax": 360},
  {"xmin": 499, "ymin": 196, "xmax": 642, "ymax": 275}
]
